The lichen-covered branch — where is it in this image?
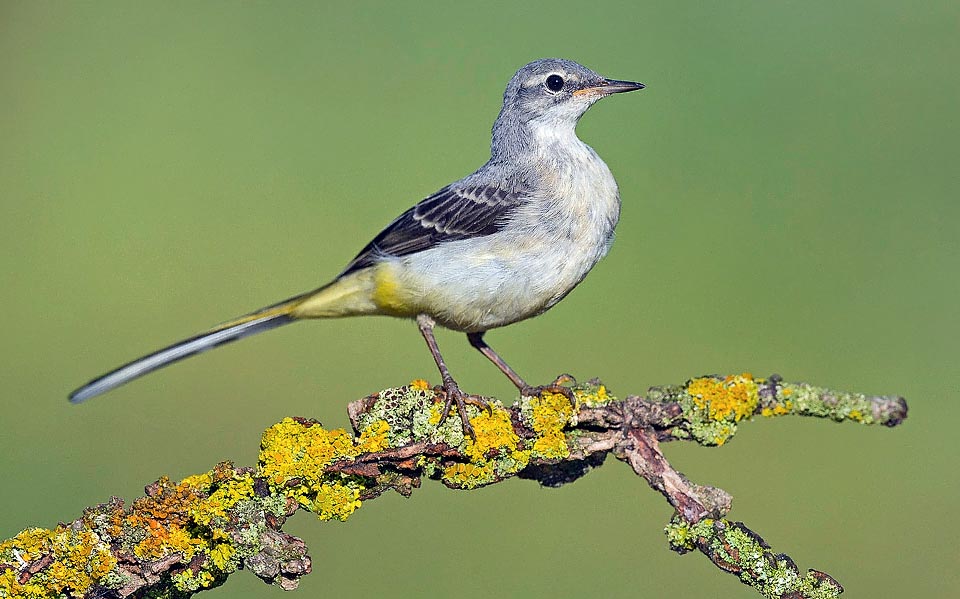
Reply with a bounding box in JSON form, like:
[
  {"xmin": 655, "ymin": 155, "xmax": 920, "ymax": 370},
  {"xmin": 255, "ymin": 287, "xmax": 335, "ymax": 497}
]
[{"xmin": 0, "ymin": 374, "xmax": 907, "ymax": 599}]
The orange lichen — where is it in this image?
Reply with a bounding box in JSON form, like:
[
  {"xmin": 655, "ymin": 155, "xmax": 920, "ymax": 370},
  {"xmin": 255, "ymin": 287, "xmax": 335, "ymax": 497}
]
[{"xmin": 409, "ymin": 378, "xmax": 430, "ymax": 391}]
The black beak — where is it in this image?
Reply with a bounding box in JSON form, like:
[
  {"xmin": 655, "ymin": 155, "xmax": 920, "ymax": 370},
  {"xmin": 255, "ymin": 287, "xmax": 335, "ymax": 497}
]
[
  {"xmin": 600, "ymin": 79, "xmax": 645, "ymax": 94},
  {"xmin": 573, "ymin": 78, "xmax": 645, "ymax": 97}
]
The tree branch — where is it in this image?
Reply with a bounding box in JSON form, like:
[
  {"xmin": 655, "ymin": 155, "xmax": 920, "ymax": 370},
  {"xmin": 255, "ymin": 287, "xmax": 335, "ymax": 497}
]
[{"xmin": 0, "ymin": 374, "xmax": 907, "ymax": 598}]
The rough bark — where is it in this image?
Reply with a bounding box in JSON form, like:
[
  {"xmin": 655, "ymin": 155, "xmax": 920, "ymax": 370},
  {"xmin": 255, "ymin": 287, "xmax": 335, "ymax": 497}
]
[{"xmin": 0, "ymin": 374, "xmax": 907, "ymax": 599}]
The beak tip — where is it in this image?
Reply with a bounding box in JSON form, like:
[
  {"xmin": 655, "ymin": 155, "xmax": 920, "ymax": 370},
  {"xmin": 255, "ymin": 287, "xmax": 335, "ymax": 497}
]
[{"xmin": 601, "ymin": 79, "xmax": 645, "ymax": 94}]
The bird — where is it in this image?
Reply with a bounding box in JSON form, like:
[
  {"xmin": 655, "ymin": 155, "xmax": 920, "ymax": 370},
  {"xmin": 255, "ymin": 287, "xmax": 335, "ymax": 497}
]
[{"xmin": 68, "ymin": 58, "xmax": 644, "ymax": 436}]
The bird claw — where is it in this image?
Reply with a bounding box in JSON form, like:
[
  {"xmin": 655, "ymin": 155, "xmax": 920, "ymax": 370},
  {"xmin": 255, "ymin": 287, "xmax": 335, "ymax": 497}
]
[
  {"xmin": 551, "ymin": 373, "xmax": 577, "ymax": 387},
  {"xmin": 521, "ymin": 380, "xmax": 578, "ymax": 409},
  {"xmin": 436, "ymin": 381, "xmax": 491, "ymax": 439}
]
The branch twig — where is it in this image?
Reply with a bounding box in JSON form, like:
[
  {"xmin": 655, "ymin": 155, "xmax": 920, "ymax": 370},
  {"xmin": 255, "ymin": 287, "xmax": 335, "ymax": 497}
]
[{"xmin": 0, "ymin": 374, "xmax": 907, "ymax": 598}]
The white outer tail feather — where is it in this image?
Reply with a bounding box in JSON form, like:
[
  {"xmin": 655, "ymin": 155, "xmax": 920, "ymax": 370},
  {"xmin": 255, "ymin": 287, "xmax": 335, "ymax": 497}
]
[{"xmin": 68, "ymin": 312, "xmax": 295, "ymax": 404}]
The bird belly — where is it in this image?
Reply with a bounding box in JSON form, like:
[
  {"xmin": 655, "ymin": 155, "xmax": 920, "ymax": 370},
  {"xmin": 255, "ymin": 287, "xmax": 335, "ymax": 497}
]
[{"xmin": 377, "ymin": 231, "xmax": 607, "ymax": 333}]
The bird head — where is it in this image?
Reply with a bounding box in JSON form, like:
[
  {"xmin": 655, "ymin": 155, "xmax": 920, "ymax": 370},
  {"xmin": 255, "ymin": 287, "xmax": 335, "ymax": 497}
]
[{"xmin": 492, "ymin": 58, "xmax": 643, "ymax": 158}]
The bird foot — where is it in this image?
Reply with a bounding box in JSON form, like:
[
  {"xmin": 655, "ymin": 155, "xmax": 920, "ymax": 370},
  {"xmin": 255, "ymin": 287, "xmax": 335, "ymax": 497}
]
[
  {"xmin": 520, "ymin": 374, "xmax": 578, "ymax": 409},
  {"xmin": 435, "ymin": 380, "xmax": 492, "ymax": 439}
]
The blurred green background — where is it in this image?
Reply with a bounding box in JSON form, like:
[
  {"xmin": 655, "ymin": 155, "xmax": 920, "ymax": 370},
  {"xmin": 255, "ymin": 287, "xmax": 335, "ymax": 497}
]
[{"xmin": 1, "ymin": 1, "xmax": 957, "ymax": 597}]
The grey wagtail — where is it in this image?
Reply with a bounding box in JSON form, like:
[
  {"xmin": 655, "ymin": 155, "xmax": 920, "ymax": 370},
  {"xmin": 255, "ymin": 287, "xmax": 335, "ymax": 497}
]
[{"xmin": 69, "ymin": 58, "xmax": 644, "ymax": 435}]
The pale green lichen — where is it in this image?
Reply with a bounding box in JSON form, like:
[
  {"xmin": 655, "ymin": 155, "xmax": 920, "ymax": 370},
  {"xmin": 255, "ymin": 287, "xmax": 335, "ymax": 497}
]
[
  {"xmin": 664, "ymin": 516, "xmax": 714, "ymax": 553},
  {"xmin": 778, "ymin": 383, "xmax": 880, "ymax": 424},
  {"xmin": 665, "ymin": 515, "xmax": 842, "ymax": 599},
  {"xmin": 354, "ymin": 381, "xmax": 455, "ymax": 447}
]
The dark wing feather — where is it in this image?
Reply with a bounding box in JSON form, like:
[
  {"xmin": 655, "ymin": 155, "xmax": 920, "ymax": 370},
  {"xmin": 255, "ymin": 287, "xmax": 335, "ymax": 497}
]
[{"xmin": 339, "ymin": 182, "xmax": 526, "ymax": 276}]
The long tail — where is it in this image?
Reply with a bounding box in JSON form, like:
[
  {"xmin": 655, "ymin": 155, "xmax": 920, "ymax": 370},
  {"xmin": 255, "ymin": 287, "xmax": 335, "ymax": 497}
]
[{"xmin": 68, "ymin": 292, "xmax": 309, "ymax": 404}]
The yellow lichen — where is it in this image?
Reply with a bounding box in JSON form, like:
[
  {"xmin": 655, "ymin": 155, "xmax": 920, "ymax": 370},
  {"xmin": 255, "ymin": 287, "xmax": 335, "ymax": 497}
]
[
  {"xmin": 761, "ymin": 400, "xmax": 793, "ymax": 418},
  {"xmin": 180, "ymin": 471, "xmax": 214, "ymax": 491},
  {"xmin": 309, "ymin": 483, "xmax": 362, "ymax": 521},
  {"xmin": 259, "ymin": 418, "xmax": 358, "ymax": 486},
  {"xmin": 355, "ymin": 419, "xmax": 391, "ymax": 453},
  {"xmin": 258, "ymin": 418, "xmax": 367, "ymax": 522},
  {"xmin": 438, "ymin": 402, "xmax": 534, "ymax": 488},
  {"xmin": 596, "ymin": 385, "xmax": 609, "ymax": 402},
  {"xmin": 575, "ymin": 382, "xmax": 613, "ymax": 406},
  {"xmin": 1, "ymin": 568, "xmax": 46, "ymax": 599},
  {"xmin": 427, "ymin": 402, "xmax": 444, "ymax": 426},
  {"xmin": 0, "ymin": 526, "xmax": 117, "ymax": 597},
  {"xmin": 465, "ymin": 408, "xmax": 519, "ymax": 462},
  {"xmin": 3, "ymin": 463, "xmax": 292, "ymax": 597},
  {"xmin": 134, "ymin": 521, "xmax": 203, "ymax": 561},
  {"xmin": 189, "ymin": 471, "xmax": 255, "ymax": 528},
  {"xmin": 209, "ymin": 543, "xmax": 235, "ymax": 571},
  {"xmin": 714, "ymin": 426, "xmax": 732, "ymax": 446},
  {"xmin": 687, "ymin": 374, "xmax": 759, "ymax": 422},
  {"xmin": 442, "ymin": 461, "xmax": 497, "ymax": 488},
  {"xmin": 171, "ymin": 568, "xmax": 216, "ymax": 592},
  {"xmin": 529, "ymin": 391, "xmax": 574, "ymax": 459},
  {"xmin": 0, "ymin": 527, "xmax": 51, "ymax": 563},
  {"xmin": 409, "ymin": 378, "xmax": 429, "ymax": 391}
]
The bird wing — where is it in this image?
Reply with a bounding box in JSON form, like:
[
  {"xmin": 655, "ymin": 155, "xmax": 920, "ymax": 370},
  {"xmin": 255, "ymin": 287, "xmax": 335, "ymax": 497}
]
[{"xmin": 339, "ymin": 182, "xmax": 527, "ymax": 276}]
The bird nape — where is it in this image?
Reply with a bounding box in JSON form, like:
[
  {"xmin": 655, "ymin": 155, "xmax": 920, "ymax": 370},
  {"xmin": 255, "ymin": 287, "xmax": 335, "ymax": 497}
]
[{"xmin": 69, "ymin": 58, "xmax": 644, "ymax": 437}]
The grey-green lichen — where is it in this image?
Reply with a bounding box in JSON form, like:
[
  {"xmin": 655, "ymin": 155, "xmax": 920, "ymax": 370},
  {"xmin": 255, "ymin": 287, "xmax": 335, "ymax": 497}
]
[
  {"xmin": 772, "ymin": 382, "xmax": 898, "ymax": 425},
  {"xmin": 355, "ymin": 380, "xmax": 468, "ymax": 447},
  {"xmin": 665, "ymin": 515, "xmax": 843, "ymax": 599}
]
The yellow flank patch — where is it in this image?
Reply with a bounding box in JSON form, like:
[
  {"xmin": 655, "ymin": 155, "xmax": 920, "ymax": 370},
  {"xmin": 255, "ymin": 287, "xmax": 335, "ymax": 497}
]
[{"xmin": 372, "ymin": 266, "xmax": 414, "ymax": 315}]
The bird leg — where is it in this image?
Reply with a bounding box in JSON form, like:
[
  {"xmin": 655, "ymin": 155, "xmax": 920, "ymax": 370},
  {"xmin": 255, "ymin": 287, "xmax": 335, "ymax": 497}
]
[
  {"xmin": 416, "ymin": 314, "xmax": 489, "ymax": 438},
  {"xmin": 466, "ymin": 332, "xmax": 577, "ymax": 408}
]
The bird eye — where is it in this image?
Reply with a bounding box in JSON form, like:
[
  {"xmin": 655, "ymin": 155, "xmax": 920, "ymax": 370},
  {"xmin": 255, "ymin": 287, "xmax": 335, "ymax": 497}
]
[{"xmin": 545, "ymin": 74, "xmax": 565, "ymax": 92}]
